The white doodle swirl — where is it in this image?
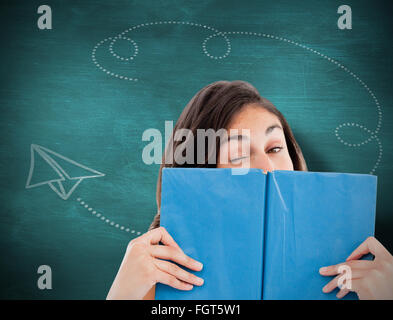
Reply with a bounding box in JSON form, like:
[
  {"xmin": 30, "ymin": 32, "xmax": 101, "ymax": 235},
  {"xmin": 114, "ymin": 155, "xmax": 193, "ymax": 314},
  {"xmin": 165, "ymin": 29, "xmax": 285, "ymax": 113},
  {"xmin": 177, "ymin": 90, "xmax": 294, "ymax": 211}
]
[{"xmin": 90, "ymin": 21, "xmax": 383, "ymax": 235}]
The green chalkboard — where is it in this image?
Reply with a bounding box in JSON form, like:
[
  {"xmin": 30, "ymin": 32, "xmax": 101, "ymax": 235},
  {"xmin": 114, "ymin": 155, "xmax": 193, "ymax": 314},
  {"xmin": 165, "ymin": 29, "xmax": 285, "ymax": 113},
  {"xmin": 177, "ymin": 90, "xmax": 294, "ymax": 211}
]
[{"xmin": 0, "ymin": 0, "xmax": 392, "ymax": 299}]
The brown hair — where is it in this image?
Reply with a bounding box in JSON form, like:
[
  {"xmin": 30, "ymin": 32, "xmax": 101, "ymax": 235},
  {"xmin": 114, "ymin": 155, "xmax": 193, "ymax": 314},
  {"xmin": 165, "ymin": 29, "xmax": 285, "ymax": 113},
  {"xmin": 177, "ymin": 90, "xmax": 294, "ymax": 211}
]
[{"xmin": 148, "ymin": 80, "xmax": 307, "ymax": 230}]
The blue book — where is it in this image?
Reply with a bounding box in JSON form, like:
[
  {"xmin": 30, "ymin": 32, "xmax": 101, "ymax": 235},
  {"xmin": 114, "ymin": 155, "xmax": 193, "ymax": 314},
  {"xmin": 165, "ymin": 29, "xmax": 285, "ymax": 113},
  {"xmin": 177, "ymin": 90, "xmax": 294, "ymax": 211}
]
[{"xmin": 155, "ymin": 168, "xmax": 377, "ymax": 300}]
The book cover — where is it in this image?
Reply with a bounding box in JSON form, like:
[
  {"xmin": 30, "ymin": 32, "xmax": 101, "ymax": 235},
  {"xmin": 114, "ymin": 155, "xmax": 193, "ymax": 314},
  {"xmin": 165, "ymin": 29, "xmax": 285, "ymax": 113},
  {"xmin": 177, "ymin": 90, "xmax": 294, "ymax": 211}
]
[
  {"xmin": 155, "ymin": 168, "xmax": 377, "ymax": 300},
  {"xmin": 156, "ymin": 168, "xmax": 266, "ymax": 299},
  {"xmin": 263, "ymin": 170, "xmax": 377, "ymax": 299}
]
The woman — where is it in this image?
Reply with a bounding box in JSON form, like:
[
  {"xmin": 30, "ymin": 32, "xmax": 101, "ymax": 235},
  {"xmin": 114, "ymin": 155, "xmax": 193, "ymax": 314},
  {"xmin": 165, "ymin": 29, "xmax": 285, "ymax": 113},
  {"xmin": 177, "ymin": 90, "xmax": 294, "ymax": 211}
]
[{"xmin": 107, "ymin": 81, "xmax": 393, "ymax": 300}]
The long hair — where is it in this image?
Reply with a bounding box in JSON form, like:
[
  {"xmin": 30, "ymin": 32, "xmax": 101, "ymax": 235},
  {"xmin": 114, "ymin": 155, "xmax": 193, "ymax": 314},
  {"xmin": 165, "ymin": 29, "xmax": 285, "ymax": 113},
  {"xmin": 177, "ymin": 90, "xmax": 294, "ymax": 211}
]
[{"xmin": 149, "ymin": 80, "xmax": 307, "ymax": 230}]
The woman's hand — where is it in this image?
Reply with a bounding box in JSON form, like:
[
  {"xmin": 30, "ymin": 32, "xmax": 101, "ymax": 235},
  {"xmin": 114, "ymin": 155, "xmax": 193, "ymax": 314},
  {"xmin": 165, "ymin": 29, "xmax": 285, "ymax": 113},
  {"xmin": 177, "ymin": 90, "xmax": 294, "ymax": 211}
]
[
  {"xmin": 106, "ymin": 226, "xmax": 204, "ymax": 300},
  {"xmin": 319, "ymin": 236, "xmax": 393, "ymax": 299}
]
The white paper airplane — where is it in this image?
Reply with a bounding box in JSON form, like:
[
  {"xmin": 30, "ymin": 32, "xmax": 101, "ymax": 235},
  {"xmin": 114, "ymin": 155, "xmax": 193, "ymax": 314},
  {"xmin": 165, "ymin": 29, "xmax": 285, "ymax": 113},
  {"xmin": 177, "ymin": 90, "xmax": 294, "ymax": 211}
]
[{"xmin": 25, "ymin": 144, "xmax": 105, "ymax": 200}]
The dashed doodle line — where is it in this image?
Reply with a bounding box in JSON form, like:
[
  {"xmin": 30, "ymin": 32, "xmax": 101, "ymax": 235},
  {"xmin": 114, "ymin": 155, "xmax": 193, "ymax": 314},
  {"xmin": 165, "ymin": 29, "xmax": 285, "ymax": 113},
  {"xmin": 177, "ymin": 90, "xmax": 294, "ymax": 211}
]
[
  {"xmin": 77, "ymin": 197, "xmax": 142, "ymax": 235},
  {"xmin": 92, "ymin": 20, "xmax": 382, "ymax": 175},
  {"xmin": 89, "ymin": 21, "xmax": 383, "ymax": 235}
]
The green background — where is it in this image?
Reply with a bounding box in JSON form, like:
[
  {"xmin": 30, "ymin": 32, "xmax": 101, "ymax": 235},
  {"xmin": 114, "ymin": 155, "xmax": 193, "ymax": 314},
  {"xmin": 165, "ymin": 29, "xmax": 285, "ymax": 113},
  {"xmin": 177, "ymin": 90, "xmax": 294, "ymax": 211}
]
[{"xmin": 0, "ymin": 0, "xmax": 392, "ymax": 299}]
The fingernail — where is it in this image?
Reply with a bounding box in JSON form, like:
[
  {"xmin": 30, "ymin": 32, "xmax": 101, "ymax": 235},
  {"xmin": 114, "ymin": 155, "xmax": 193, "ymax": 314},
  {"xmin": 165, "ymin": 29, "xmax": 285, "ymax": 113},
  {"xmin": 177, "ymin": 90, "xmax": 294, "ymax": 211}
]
[
  {"xmin": 196, "ymin": 277, "xmax": 204, "ymax": 285},
  {"xmin": 322, "ymin": 285, "xmax": 328, "ymax": 293},
  {"xmin": 319, "ymin": 267, "xmax": 328, "ymax": 273},
  {"xmin": 195, "ymin": 261, "xmax": 203, "ymax": 270}
]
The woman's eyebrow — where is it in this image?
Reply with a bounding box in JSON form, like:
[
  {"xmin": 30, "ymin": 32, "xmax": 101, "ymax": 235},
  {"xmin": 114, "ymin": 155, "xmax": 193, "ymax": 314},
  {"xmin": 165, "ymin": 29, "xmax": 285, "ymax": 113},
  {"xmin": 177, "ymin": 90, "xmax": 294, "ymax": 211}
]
[
  {"xmin": 265, "ymin": 124, "xmax": 283, "ymax": 136},
  {"xmin": 220, "ymin": 123, "xmax": 282, "ymax": 146}
]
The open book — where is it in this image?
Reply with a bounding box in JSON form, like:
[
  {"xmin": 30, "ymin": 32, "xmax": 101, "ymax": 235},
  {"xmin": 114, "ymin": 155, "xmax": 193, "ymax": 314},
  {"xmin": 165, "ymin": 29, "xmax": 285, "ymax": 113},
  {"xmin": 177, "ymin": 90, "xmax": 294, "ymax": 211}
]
[{"xmin": 155, "ymin": 168, "xmax": 377, "ymax": 300}]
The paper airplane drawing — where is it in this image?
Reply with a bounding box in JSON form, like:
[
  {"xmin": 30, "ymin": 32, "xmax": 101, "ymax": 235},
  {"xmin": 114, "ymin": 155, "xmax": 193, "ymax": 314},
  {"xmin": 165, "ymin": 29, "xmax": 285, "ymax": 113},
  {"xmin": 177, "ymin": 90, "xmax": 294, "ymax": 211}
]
[{"xmin": 25, "ymin": 144, "xmax": 105, "ymax": 200}]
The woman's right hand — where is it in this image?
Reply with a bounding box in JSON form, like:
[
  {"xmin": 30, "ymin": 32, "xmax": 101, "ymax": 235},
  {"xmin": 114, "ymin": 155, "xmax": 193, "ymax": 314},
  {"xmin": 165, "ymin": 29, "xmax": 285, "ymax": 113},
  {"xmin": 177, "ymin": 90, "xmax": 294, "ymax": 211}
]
[{"xmin": 106, "ymin": 226, "xmax": 204, "ymax": 300}]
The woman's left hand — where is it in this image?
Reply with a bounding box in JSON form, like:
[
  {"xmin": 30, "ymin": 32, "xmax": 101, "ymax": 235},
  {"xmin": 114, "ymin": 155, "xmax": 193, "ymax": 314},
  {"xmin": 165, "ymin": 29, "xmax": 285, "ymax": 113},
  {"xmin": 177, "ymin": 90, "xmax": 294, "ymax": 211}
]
[{"xmin": 319, "ymin": 236, "xmax": 393, "ymax": 300}]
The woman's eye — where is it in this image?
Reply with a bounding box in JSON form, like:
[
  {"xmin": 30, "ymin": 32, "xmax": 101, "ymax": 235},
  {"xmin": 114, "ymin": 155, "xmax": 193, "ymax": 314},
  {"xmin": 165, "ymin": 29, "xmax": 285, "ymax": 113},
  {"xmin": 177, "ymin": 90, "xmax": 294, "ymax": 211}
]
[{"xmin": 267, "ymin": 146, "xmax": 283, "ymax": 154}]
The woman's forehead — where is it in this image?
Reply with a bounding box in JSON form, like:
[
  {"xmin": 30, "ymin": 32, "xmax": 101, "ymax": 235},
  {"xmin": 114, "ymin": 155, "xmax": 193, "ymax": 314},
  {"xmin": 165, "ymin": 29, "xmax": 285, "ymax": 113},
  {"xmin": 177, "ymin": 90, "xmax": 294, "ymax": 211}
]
[{"xmin": 227, "ymin": 104, "xmax": 282, "ymax": 132}]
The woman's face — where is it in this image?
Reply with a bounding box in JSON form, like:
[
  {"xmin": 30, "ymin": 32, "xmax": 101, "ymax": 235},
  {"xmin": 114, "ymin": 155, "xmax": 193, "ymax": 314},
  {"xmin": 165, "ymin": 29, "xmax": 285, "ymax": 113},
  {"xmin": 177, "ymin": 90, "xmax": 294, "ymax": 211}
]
[{"xmin": 217, "ymin": 104, "xmax": 294, "ymax": 173}]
